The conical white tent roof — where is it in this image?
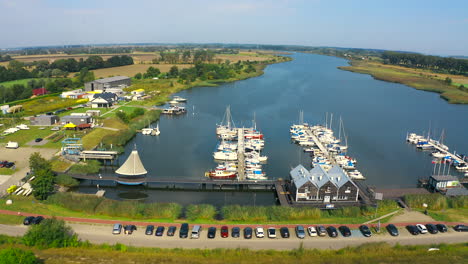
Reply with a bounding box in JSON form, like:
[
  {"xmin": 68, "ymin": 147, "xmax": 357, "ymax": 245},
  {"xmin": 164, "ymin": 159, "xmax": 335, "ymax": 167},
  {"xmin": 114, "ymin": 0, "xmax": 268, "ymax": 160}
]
[{"xmin": 116, "ymin": 149, "xmax": 147, "ymax": 176}]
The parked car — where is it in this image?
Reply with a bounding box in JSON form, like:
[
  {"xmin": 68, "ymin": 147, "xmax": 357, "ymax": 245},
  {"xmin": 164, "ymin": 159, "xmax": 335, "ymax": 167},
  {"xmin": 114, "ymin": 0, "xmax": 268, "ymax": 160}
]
[
  {"xmin": 255, "ymin": 227, "xmax": 265, "ymax": 238},
  {"xmin": 295, "ymin": 225, "xmax": 306, "ymax": 239},
  {"xmin": 425, "ymin": 223, "xmax": 438, "ymax": 234},
  {"xmin": 31, "ymin": 216, "xmax": 44, "ymax": 225},
  {"xmin": 155, "ymin": 226, "xmax": 165, "ymax": 236},
  {"xmin": 280, "ymin": 227, "xmax": 290, "ymax": 238},
  {"xmin": 453, "ymin": 225, "xmax": 468, "ymax": 232},
  {"xmin": 207, "ymin": 227, "xmax": 216, "ymax": 239},
  {"xmin": 416, "ymin": 224, "xmax": 428, "ymax": 234},
  {"xmin": 307, "ymin": 226, "xmax": 317, "ymax": 237},
  {"xmin": 267, "ymin": 227, "xmax": 276, "ymax": 238},
  {"xmin": 244, "ymin": 227, "xmax": 253, "ymax": 239},
  {"xmin": 326, "ymin": 226, "xmax": 338, "ymax": 238},
  {"xmin": 406, "ymin": 225, "xmax": 419, "ymax": 235},
  {"xmin": 145, "ymin": 225, "xmax": 154, "ymax": 235},
  {"xmin": 35, "ymin": 138, "xmax": 43, "ymax": 143},
  {"xmin": 4, "ymin": 162, "xmax": 14, "ymax": 168},
  {"xmin": 338, "ymin": 226, "xmax": 351, "ymax": 237},
  {"xmin": 436, "ymin": 224, "xmax": 448, "ymax": 233},
  {"xmin": 112, "ymin": 223, "xmax": 122, "ymax": 235},
  {"xmin": 124, "ymin": 225, "xmax": 136, "ymax": 235},
  {"xmin": 167, "ymin": 226, "xmax": 176, "ymax": 236},
  {"xmin": 23, "ymin": 216, "xmax": 35, "ymax": 225},
  {"xmin": 179, "ymin": 223, "xmax": 189, "ymax": 238},
  {"xmin": 359, "ymin": 225, "xmax": 372, "ymax": 237},
  {"xmin": 191, "ymin": 225, "xmax": 202, "ymax": 239},
  {"xmin": 231, "ymin": 227, "xmax": 240, "ymax": 238},
  {"xmin": 221, "ymin": 226, "xmax": 229, "ymax": 238},
  {"xmin": 386, "ymin": 224, "xmax": 399, "ymax": 236},
  {"xmin": 317, "ymin": 225, "xmax": 327, "ymax": 237}
]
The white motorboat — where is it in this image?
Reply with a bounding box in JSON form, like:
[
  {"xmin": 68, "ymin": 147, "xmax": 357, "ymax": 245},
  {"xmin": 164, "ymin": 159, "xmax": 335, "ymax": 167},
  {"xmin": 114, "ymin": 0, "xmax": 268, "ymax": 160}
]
[
  {"xmin": 213, "ymin": 151, "xmax": 238, "ymax": 161},
  {"xmin": 141, "ymin": 128, "xmax": 152, "ymax": 135},
  {"xmin": 347, "ymin": 170, "xmax": 365, "ymax": 180},
  {"xmin": 217, "ymin": 140, "xmax": 237, "ymax": 151},
  {"xmin": 245, "ymin": 151, "xmax": 268, "ymax": 162},
  {"xmin": 173, "ymin": 96, "xmax": 187, "ymax": 102},
  {"xmin": 431, "ymin": 151, "xmax": 447, "ymax": 158},
  {"xmin": 151, "ymin": 124, "xmax": 160, "ymax": 136},
  {"xmin": 168, "ymin": 100, "xmax": 180, "ymax": 105}
]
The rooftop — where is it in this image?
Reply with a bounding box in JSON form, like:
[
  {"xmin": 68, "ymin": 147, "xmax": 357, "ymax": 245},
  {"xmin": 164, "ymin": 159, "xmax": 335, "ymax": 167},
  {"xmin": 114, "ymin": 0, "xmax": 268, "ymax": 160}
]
[
  {"xmin": 430, "ymin": 175, "xmax": 459, "ymax": 181},
  {"xmin": 94, "ymin": 76, "xmax": 130, "ymax": 84}
]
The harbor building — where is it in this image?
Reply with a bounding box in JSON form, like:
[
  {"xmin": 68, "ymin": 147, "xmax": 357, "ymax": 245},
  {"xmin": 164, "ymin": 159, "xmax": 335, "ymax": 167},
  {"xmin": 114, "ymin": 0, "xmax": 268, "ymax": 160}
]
[
  {"xmin": 115, "ymin": 146, "xmax": 147, "ymax": 185},
  {"xmin": 428, "ymin": 175, "xmax": 460, "ymax": 191},
  {"xmin": 85, "ymin": 76, "xmax": 131, "ymax": 92},
  {"xmin": 289, "ymin": 164, "xmax": 359, "ymax": 204}
]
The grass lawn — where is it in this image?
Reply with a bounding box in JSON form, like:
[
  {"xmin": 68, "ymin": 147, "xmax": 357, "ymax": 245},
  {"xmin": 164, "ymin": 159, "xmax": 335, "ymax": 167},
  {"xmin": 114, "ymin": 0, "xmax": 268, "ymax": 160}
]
[
  {"xmin": 81, "ymin": 128, "xmax": 119, "ymax": 149},
  {"xmin": 424, "ymin": 208, "xmax": 468, "ymax": 222},
  {"xmin": 0, "ymin": 214, "xmax": 24, "ymax": 225},
  {"xmin": 0, "ymin": 168, "xmax": 16, "ymax": 175},
  {"xmin": 56, "ymin": 107, "xmax": 111, "ymax": 118},
  {"xmin": 0, "ymin": 127, "xmax": 55, "ymax": 147},
  {"xmin": 103, "ymin": 106, "xmax": 143, "ymax": 118},
  {"xmin": 50, "ymin": 158, "xmax": 73, "ymax": 173},
  {"xmin": 339, "ymin": 61, "xmax": 468, "ymax": 104}
]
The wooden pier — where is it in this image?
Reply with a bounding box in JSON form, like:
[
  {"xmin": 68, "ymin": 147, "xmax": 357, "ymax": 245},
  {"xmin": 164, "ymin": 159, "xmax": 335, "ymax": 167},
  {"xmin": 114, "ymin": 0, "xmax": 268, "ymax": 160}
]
[
  {"xmin": 304, "ymin": 127, "xmax": 336, "ymax": 164},
  {"xmin": 237, "ymin": 128, "xmax": 246, "ymax": 180}
]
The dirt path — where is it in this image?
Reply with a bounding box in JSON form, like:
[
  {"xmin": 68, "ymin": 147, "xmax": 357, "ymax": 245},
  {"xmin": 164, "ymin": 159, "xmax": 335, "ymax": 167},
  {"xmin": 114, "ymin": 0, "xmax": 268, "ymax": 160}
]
[{"xmin": 389, "ymin": 210, "xmax": 435, "ymax": 223}]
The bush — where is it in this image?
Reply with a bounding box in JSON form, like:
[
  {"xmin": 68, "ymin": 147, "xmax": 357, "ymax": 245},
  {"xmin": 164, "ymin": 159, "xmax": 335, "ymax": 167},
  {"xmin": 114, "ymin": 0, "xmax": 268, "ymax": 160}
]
[
  {"xmin": 0, "ymin": 248, "xmax": 39, "ymax": 264},
  {"xmin": 23, "ymin": 218, "xmax": 79, "ymax": 248},
  {"xmin": 47, "ymin": 192, "xmax": 104, "ymax": 214},
  {"xmin": 404, "ymin": 194, "xmax": 449, "ymax": 210},
  {"xmin": 68, "ymin": 160, "xmax": 101, "ymax": 174},
  {"xmin": 185, "ymin": 204, "xmax": 217, "ymax": 220},
  {"xmin": 56, "ymin": 174, "xmax": 79, "ymax": 187}
]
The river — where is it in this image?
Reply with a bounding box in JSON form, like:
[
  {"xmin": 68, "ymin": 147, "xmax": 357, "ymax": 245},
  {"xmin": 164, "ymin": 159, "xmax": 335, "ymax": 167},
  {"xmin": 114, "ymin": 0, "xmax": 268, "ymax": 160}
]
[{"xmin": 78, "ymin": 52, "xmax": 468, "ymax": 205}]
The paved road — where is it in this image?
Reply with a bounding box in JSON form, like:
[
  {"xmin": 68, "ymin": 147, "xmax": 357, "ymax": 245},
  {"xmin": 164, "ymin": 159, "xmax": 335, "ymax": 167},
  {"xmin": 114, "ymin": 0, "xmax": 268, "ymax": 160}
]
[{"xmin": 2, "ymin": 223, "xmax": 467, "ymax": 250}]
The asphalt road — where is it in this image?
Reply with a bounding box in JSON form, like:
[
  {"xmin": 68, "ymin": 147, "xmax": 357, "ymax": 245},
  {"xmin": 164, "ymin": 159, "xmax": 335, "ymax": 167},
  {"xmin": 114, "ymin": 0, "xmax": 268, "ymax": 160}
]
[{"xmin": 2, "ymin": 223, "xmax": 467, "ymax": 250}]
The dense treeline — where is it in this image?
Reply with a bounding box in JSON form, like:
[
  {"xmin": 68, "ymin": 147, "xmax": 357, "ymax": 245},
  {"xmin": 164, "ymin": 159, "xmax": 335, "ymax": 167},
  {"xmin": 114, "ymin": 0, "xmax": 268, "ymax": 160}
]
[
  {"xmin": 382, "ymin": 51, "xmax": 468, "ymax": 75},
  {"xmin": 0, "ymin": 54, "xmax": 12, "ymax": 62}
]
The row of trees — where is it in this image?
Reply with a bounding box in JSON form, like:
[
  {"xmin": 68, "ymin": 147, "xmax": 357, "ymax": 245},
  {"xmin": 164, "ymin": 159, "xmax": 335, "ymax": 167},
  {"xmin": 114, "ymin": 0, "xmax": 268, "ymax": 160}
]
[
  {"xmin": 155, "ymin": 50, "xmax": 216, "ymax": 64},
  {"xmin": 382, "ymin": 51, "xmax": 468, "ymax": 75}
]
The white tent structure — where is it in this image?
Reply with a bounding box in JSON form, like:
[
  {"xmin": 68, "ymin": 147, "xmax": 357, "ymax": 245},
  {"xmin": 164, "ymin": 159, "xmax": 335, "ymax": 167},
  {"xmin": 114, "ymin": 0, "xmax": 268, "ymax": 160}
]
[{"xmin": 115, "ymin": 147, "xmax": 147, "ymax": 185}]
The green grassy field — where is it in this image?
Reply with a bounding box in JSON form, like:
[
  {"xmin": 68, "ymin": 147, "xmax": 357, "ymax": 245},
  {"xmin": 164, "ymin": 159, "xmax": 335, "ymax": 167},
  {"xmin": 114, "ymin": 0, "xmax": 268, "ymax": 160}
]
[
  {"xmin": 1, "ymin": 242, "xmax": 467, "ymax": 264},
  {"xmin": 0, "ymin": 126, "xmax": 55, "ymax": 147},
  {"xmin": 339, "ymin": 61, "xmax": 468, "ymax": 104},
  {"xmin": 0, "ymin": 168, "xmax": 16, "ymax": 175}
]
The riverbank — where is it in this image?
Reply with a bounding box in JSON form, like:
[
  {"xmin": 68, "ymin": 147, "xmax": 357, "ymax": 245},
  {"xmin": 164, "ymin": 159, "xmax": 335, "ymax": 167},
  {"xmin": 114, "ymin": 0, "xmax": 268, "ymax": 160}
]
[{"xmin": 338, "ymin": 60, "xmax": 468, "ymax": 104}]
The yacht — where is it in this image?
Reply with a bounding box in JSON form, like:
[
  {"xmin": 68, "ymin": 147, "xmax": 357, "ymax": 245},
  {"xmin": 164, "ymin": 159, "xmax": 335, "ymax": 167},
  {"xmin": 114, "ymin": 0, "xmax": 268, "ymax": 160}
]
[
  {"xmin": 213, "ymin": 150, "xmax": 238, "ymax": 161},
  {"xmin": 205, "ymin": 169, "xmax": 237, "ymax": 179},
  {"xmin": 173, "ymin": 96, "xmax": 187, "ymax": 102}
]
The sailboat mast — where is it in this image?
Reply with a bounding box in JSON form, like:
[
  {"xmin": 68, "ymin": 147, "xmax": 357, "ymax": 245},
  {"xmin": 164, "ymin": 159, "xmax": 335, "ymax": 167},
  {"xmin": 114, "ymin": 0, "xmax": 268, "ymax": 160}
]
[{"xmin": 329, "ymin": 113, "xmax": 333, "ymax": 130}]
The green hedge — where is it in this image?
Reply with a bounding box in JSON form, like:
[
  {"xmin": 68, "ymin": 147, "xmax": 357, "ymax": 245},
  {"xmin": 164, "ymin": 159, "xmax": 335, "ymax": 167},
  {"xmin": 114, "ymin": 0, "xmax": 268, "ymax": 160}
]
[{"xmin": 185, "ymin": 204, "xmax": 217, "ymax": 221}]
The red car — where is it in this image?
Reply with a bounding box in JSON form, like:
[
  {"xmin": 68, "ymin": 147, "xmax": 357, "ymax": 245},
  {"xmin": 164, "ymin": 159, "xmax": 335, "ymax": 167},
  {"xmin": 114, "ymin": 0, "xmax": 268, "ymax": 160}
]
[{"xmin": 221, "ymin": 226, "xmax": 229, "ymax": 238}]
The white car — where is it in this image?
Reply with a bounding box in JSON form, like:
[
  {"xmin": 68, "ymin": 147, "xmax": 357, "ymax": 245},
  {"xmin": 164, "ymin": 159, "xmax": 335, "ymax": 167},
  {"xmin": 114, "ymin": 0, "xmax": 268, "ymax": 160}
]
[
  {"xmin": 416, "ymin": 224, "xmax": 428, "ymax": 234},
  {"xmin": 255, "ymin": 227, "xmax": 265, "ymax": 238},
  {"xmin": 267, "ymin": 227, "xmax": 276, "ymax": 238},
  {"xmin": 308, "ymin": 226, "xmax": 318, "ymax": 237}
]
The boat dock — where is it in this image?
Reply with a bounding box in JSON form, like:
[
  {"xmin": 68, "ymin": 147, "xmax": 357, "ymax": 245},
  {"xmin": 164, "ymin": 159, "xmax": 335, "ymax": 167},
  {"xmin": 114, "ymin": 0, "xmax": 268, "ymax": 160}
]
[
  {"xmin": 237, "ymin": 128, "xmax": 246, "ymax": 180},
  {"xmin": 304, "ymin": 127, "xmax": 336, "ymax": 164}
]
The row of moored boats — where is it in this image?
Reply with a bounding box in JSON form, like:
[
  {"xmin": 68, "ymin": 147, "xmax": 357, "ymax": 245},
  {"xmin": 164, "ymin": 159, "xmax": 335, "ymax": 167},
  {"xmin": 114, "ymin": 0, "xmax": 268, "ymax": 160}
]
[
  {"xmin": 290, "ymin": 115, "xmax": 365, "ymax": 180},
  {"xmin": 206, "ymin": 107, "xmax": 268, "ymax": 180}
]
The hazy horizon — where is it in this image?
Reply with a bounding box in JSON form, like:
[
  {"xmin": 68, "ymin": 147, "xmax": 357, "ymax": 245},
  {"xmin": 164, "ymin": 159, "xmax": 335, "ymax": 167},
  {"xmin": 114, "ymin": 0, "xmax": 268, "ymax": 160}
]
[{"xmin": 1, "ymin": 0, "xmax": 467, "ymax": 56}]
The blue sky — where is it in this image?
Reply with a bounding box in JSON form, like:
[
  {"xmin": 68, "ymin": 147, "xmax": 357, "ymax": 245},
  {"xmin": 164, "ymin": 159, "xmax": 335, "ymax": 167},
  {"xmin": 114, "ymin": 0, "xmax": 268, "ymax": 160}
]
[{"xmin": 1, "ymin": 0, "xmax": 467, "ymax": 55}]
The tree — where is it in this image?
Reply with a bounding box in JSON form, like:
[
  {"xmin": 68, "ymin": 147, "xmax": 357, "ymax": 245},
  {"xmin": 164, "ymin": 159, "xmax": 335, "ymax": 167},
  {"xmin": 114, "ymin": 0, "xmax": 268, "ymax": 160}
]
[
  {"xmin": 445, "ymin": 77, "xmax": 452, "ymax": 85},
  {"xmin": 0, "ymin": 248, "xmax": 39, "ymax": 264},
  {"xmin": 116, "ymin": 111, "xmax": 129, "ymax": 123},
  {"xmin": 31, "ymin": 168, "xmax": 55, "ymax": 200},
  {"xmin": 168, "ymin": 65, "xmax": 179, "ymax": 78},
  {"xmin": 29, "ymin": 152, "xmax": 52, "ymax": 172},
  {"xmin": 76, "ymin": 67, "xmax": 95, "ymax": 84},
  {"xmin": 145, "ymin": 66, "xmax": 161, "ymax": 78},
  {"xmin": 23, "ymin": 218, "xmax": 79, "ymax": 248},
  {"xmin": 134, "ymin": 73, "xmax": 142, "ymax": 79}
]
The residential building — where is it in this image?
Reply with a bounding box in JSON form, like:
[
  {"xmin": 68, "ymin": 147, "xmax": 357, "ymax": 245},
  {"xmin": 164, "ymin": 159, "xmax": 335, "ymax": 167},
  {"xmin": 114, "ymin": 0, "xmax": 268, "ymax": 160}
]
[
  {"xmin": 85, "ymin": 76, "xmax": 131, "ymax": 92},
  {"xmin": 61, "ymin": 114, "xmax": 92, "ymax": 125},
  {"xmin": 32, "ymin": 87, "xmax": 48, "ymax": 96},
  {"xmin": 30, "ymin": 114, "xmax": 59, "ymax": 126},
  {"xmin": 90, "ymin": 92, "xmax": 118, "ymax": 108},
  {"xmin": 61, "ymin": 89, "xmax": 87, "ymax": 99}
]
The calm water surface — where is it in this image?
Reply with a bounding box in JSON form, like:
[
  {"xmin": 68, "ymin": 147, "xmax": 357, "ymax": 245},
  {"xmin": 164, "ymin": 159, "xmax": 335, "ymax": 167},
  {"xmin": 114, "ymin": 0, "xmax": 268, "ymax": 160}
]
[{"xmin": 80, "ymin": 53, "xmax": 468, "ymax": 203}]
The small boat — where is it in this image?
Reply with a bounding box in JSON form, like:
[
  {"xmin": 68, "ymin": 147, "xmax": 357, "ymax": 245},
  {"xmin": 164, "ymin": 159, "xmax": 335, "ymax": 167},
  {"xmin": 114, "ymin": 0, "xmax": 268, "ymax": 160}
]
[
  {"xmin": 431, "ymin": 151, "xmax": 446, "ymax": 158},
  {"xmin": 141, "ymin": 128, "xmax": 153, "ymax": 135},
  {"xmin": 151, "ymin": 123, "xmax": 160, "ymax": 136},
  {"xmin": 245, "ymin": 151, "xmax": 268, "ymax": 162},
  {"xmin": 217, "ymin": 140, "xmax": 237, "ymax": 151},
  {"xmin": 213, "ymin": 150, "xmax": 238, "ymax": 161},
  {"xmin": 205, "ymin": 169, "xmax": 237, "ymax": 179},
  {"xmin": 168, "ymin": 100, "xmax": 180, "ymax": 105},
  {"xmin": 455, "ymin": 163, "xmax": 468, "ymax": 171},
  {"xmin": 161, "ymin": 106, "xmax": 187, "ymax": 115},
  {"xmin": 173, "ymin": 96, "xmax": 187, "ymax": 102}
]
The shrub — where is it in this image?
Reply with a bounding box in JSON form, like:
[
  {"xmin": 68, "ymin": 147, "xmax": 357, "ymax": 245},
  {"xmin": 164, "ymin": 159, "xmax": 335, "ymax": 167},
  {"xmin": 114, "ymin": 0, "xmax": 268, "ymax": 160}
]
[
  {"xmin": 47, "ymin": 192, "xmax": 104, "ymax": 214},
  {"xmin": 68, "ymin": 160, "xmax": 101, "ymax": 174},
  {"xmin": 404, "ymin": 194, "xmax": 448, "ymax": 210},
  {"xmin": 0, "ymin": 248, "xmax": 39, "ymax": 264},
  {"xmin": 56, "ymin": 174, "xmax": 79, "ymax": 187},
  {"xmin": 185, "ymin": 204, "xmax": 217, "ymax": 220},
  {"xmin": 23, "ymin": 218, "xmax": 79, "ymax": 248}
]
